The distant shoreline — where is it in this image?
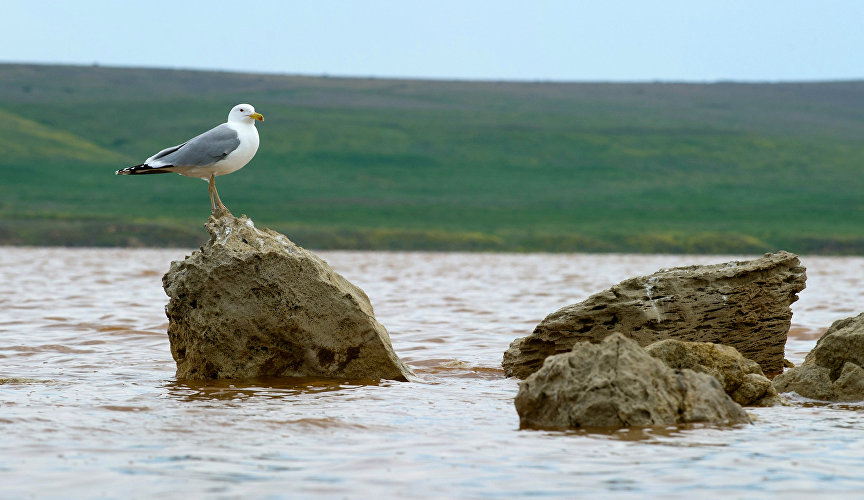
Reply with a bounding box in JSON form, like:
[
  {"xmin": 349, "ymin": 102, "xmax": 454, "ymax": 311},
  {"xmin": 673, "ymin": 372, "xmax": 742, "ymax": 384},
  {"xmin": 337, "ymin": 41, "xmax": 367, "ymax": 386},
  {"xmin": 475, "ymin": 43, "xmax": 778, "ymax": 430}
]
[{"xmin": 2, "ymin": 217, "xmax": 862, "ymax": 255}]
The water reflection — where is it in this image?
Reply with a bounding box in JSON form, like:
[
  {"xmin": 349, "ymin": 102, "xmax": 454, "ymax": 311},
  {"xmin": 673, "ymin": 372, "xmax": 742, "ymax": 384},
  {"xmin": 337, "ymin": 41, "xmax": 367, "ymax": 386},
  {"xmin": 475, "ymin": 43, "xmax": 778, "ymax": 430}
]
[
  {"xmin": 523, "ymin": 423, "xmax": 751, "ymax": 442},
  {"xmin": 164, "ymin": 377, "xmax": 383, "ymax": 401},
  {"xmin": 409, "ymin": 358, "xmax": 506, "ymax": 379},
  {"xmin": 785, "ymin": 395, "xmax": 864, "ymax": 411}
]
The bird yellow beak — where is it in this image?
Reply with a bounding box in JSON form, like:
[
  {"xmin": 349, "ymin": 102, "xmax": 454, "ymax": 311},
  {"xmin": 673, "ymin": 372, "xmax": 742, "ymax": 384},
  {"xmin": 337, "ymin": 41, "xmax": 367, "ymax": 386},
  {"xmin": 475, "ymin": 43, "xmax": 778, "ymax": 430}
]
[{"xmin": 249, "ymin": 112, "xmax": 264, "ymax": 121}]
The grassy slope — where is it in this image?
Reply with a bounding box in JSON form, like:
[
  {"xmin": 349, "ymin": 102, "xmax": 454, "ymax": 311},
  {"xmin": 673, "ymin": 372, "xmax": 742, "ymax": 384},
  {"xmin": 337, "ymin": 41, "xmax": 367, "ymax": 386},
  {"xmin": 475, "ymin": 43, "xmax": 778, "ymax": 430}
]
[{"xmin": 1, "ymin": 63, "xmax": 863, "ymax": 252}]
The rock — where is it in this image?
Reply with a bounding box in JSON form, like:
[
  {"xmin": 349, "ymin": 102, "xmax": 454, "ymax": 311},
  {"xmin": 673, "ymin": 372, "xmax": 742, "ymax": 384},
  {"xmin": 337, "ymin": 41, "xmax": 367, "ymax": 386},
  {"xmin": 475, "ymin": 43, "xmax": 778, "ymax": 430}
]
[
  {"xmin": 834, "ymin": 363, "xmax": 864, "ymax": 401},
  {"xmin": 808, "ymin": 314, "xmax": 864, "ymax": 379},
  {"xmin": 163, "ymin": 213, "xmax": 414, "ymax": 381},
  {"xmin": 645, "ymin": 339, "xmax": 784, "ymax": 406},
  {"xmin": 774, "ymin": 312, "xmax": 864, "ymax": 401},
  {"xmin": 514, "ymin": 333, "xmax": 751, "ymax": 429},
  {"xmin": 503, "ymin": 251, "xmax": 806, "ymax": 379},
  {"xmin": 772, "ymin": 365, "xmax": 835, "ymax": 401},
  {"xmin": 733, "ymin": 373, "xmax": 780, "ymax": 406}
]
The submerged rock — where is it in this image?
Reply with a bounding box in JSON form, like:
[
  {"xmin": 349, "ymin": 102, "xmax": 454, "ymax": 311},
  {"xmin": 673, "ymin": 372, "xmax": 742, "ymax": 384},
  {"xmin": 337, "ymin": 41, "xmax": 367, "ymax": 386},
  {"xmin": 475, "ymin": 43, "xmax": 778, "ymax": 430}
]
[
  {"xmin": 645, "ymin": 339, "xmax": 784, "ymax": 406},
  {"xmin": 514, "ymin": 333, "xmax": 751, "ymax": 429},
  {"xmin": 163, "ymin": 213, "xmax": 414, "ymax": 381},
  {"xmin": 774, "ymin": 312, "xmax": 864, "ymax": 401},
  {"xmin": 503, "ymin": 252, "xmax": 806, "ymax": 379}
]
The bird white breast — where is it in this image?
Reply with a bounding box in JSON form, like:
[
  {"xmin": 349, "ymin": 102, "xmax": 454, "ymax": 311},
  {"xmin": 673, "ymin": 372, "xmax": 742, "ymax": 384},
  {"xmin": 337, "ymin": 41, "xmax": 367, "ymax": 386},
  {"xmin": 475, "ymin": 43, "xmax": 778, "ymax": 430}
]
[{"xmin": 211, "ymin": 122, "xmax": 260, "ymax": 176}]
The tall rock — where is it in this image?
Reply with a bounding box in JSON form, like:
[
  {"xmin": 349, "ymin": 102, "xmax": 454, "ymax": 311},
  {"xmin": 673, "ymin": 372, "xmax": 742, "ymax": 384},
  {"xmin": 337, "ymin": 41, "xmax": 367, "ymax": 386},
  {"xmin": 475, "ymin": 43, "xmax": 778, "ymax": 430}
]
[
  {"xmin": 163, "ymin": 213, "xmax": 414, "ymax": 381},
  {"xmin": 515, "ymin": 333, "xmax": 751, "ymax": 429},
  {"xmin": 503, "ymin": 252, "xmax": 806, "ymax": 379}
]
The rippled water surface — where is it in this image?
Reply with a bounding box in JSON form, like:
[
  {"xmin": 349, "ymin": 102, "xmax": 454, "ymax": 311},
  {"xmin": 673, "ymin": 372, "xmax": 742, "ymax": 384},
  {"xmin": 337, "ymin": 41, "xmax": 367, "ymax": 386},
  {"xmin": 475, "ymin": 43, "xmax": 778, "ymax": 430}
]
[{"xmin": 2, "ymin": 248, "xmax": 864, "ymax": 498}]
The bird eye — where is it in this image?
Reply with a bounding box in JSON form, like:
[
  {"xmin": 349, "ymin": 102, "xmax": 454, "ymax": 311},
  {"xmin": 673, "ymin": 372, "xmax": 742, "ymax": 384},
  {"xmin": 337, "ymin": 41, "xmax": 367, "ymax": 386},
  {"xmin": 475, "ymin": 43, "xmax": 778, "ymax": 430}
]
[{"xmin": 239, "ymin": 108, "xmax": 245, "ymax": 112}]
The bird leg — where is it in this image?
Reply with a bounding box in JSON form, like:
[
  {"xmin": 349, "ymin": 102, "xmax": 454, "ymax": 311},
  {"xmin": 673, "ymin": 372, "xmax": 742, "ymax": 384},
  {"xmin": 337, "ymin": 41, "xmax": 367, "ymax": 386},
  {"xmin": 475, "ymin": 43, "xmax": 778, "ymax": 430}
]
[
  {"xmin": 208, "ymin": 174, "xmax": 230, "ymax": 216},
  {"xmin": 208, "ymin": 176, "xmax": 216, "ymax": 211}
]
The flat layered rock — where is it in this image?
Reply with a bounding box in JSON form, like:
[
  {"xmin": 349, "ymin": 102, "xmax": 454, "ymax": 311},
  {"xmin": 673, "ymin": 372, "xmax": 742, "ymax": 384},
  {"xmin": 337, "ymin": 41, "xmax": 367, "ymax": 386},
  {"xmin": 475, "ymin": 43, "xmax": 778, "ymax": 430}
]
[
  {"xmin": 163, "ymin": 213, "xmax": 413, "ymax": 381},
  {"xmin": 774, "ymin": 312, "xmax": 864, "ymax": 401},
  {"xmin": 515, "ymin": 333, "xmax": 751, "ymax": 429},
  {"xmin": 504, "ymin": 252, "xmax": 806, "ymax": 379}
]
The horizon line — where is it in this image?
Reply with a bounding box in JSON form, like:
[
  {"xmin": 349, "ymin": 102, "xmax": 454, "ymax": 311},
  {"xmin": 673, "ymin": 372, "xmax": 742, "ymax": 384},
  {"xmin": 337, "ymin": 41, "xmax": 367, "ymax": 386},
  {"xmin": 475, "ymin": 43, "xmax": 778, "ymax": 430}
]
[{"xmin": 2, "ymin": 60, "xmax": 864, "ymax": 86}]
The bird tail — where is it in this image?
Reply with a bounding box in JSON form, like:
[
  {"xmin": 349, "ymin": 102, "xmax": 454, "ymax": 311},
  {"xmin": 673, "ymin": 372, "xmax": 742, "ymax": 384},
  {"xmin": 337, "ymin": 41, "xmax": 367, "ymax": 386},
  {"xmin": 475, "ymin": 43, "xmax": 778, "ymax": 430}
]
[{"xmin": 116, "ymin": 164, "xmax": 173, "ymax": 175}]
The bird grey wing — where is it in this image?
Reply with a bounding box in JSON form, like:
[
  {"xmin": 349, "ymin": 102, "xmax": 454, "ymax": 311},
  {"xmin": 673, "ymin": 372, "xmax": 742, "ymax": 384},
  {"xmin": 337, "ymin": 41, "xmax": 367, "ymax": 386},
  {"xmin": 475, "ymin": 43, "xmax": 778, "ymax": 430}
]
[
  {"xmin": 147, "ymin": 142, "xmax": 188, "ymax": 162},
  {"xmin": 147, "ymin": 124, "xmax": 240, "ymax": 167}
]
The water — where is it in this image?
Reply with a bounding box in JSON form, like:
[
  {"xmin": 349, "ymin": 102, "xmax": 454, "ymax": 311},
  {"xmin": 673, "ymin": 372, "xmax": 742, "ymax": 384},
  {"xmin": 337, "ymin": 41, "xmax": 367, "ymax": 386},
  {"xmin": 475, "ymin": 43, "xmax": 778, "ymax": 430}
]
[{"xmin": 2, "ymin": 248, "xmax": 864, "ymax": 499}]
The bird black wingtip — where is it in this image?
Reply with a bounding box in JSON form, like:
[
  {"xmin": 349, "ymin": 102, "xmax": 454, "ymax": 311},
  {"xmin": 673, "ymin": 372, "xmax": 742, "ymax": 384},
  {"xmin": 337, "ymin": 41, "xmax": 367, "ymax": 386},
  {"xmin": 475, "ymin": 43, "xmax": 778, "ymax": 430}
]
[{"xmin": 116, "ymin": 164, "xmax": 173, "ymax": 175}]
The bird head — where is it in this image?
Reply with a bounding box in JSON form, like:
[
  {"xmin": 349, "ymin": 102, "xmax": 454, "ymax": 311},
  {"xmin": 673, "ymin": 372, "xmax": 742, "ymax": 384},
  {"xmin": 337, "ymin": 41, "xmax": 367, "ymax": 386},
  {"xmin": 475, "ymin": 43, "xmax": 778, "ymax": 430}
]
[{"xmin": 228, "ymin": 103, "xmax": 264, "ymax": 123}]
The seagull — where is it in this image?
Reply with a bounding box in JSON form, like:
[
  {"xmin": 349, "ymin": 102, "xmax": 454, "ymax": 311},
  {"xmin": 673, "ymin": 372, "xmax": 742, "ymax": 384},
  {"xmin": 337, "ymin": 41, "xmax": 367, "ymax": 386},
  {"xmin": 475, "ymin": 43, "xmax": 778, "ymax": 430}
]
[{"xmin": 116, "ymin": 103, "xmax": 264, "ymax": 214}]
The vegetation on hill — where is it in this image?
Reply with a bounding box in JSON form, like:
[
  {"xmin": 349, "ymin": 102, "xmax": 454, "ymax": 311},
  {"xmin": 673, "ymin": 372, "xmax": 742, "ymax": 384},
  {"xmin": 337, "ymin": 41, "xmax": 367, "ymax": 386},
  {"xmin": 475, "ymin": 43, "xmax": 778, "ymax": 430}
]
[{"xmin": 1, "ymin": 63, "xmax": 863, "ymax": 253}]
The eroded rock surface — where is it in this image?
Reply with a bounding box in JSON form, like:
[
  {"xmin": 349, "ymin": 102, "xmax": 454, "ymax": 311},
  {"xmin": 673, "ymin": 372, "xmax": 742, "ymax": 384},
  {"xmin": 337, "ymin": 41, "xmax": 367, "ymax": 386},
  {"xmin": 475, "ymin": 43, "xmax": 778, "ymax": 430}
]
[
  {"xmin": 163, "ymin": 213, "xmax": 413, "ymax": 381},
  {"xmin": 515, "ymin": 333, "xmax": 751, "ymax": 429},
  {"xmin": 646, "ymin": 339, "xmax": 784, "ymax": 406},
  {"xmin": 504, "ymin": 252, "xmax": 806, "ymax": 379},
  {"xmin": 774, "ymin": 313, "xmax": 864, "ymax": 401}
]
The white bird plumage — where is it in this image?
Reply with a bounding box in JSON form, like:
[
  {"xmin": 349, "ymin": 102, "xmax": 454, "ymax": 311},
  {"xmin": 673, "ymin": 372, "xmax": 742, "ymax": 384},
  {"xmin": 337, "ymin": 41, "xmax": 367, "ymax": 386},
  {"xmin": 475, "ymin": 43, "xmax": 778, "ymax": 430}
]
[{"xmin": 116, "ymin": 103, "xmax": 264, "ymax": 213}]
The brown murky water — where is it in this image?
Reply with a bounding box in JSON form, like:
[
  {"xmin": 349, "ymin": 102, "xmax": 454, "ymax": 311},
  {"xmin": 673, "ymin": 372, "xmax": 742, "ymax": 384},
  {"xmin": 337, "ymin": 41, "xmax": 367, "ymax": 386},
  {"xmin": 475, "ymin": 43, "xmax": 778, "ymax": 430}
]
[{"xmin": 2, "ymin": 248, "xmax": 864, "ymax": 498}]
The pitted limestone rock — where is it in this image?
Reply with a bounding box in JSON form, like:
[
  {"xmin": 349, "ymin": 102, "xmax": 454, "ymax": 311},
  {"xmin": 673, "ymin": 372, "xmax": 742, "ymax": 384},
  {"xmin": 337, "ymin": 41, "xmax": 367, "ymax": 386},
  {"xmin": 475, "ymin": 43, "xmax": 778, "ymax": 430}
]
[
  {"xmin": 515, "ymin": 333, "xmax": 751, "ymax": 429},
  {"xmin": 163, "ymin": 213, "xmax": 413, "ymax": 381}
]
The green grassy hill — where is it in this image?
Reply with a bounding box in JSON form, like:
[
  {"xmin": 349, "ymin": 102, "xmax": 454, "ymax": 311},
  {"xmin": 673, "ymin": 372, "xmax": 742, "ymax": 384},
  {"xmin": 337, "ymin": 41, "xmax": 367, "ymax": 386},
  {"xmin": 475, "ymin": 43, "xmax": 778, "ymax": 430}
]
[{"xmin": 1, "ymin": 63, "xmax": 863, "ymax": 253}]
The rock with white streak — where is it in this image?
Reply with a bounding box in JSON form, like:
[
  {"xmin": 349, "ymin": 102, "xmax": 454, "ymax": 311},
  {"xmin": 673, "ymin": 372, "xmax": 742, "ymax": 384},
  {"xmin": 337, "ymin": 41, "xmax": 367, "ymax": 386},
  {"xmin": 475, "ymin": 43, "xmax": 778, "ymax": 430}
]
[{"xmin": 503, "ymin": 252, "xmax": 806, "ymax": 379}]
